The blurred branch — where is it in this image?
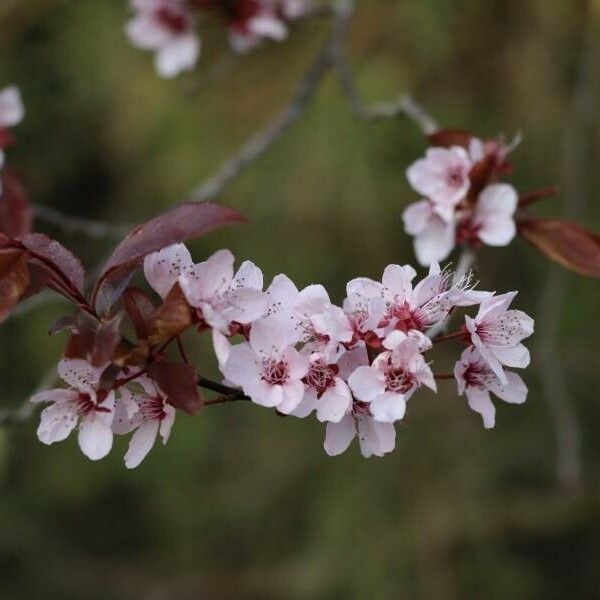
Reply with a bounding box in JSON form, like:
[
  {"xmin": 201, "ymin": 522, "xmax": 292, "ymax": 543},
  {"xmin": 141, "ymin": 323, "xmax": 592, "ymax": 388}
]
[
  {"xmin": 334, "ymin": 54, "xmax": 439, "ymax": 133},
  {"xmin": 188, "ymin": 0, "xmax": 356, "ymax": 202},
  {"xmin": 0, "ymin": 364, "xmax": 57, "ymax": 425},
  {"xmin": 537, "ymin": 15, "xmax": 600, "ymax": 492},
  {"xmin": 32, "ymin": 204, "xmax": 132, "ymax": 239}
]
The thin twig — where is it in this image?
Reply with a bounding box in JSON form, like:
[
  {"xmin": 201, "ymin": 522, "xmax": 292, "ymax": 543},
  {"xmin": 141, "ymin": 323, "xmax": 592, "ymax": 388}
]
[
  {"xmin": 32, "ymin": 204, "xmax": 132, "ymax": 240},
  {"xmin": 334, "ymin": 53, "xmax": 439, "ymax": 133},
  {"xmin": 187, "ymin": 0, "xmax": 357, "ymax": 203}
]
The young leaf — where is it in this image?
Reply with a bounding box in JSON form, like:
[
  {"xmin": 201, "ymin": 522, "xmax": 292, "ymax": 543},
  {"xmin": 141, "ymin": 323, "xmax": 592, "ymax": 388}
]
[
  {"xmin": 93, "ymin": 202, "xmax": 246, "ymax": 315},
  {"xmin": 64, "ymin": 311, "xmax": 123, "ymax": 366},
  {"xmin": 122, "ymin": 287, "xmax": 157, "ymax": 340},
  {"xmin": 519, "ymin": 218, "xmax": 600, "ymax": 277},
  {"xmin": 0, "ymin": 249, "xmax": 30, "ymax": 322},
  {"xmin": 0, "ymin": 171, "xmax": 32, "ymax": 238},
  {"xmin": 148, "ymin": 362, "xmax": 203, "ymax": 415},
  {"xmin": 21, "ymin": 233, "xmax": 85, "ymax": 294},
  {"xmin": 148, "ymin": 283, "xmax": 193, "ymax": 346}
]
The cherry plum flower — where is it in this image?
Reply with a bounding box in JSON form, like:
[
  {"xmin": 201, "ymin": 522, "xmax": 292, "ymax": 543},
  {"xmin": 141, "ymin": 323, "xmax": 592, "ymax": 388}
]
[
  {"xmin": 143, "ymin": 242, "xmax": 193, "ymax": 299},
  {"xmin": 457, "ymin": 183, "xmax": 518, "ymax": 247},
  {"xmin": 126, "ymin": 0, "xmax": 200, "ymax": 78},
  {"xmin": 454, "ymin": 346, "xmax": 527, "ymax": 428},
  {"xmin": 113, "ymin": 375, "xmax": 176, "ymax": 469},
  {"xmin": 265, "ymin": 274, "xmax": 352, "ymax": 350},
  {"xmin": 322, "ymin": 345, "xmax": 396, "ymax": 457},
  {"xmin": 348, "ymin": 334, "xmax": 436, "ymax": 423},
  {"xmin": 222, "ymin": 315, "xmax": 309, "ymax": 413},
  {"xmin": 402, "ymin": 200, "xmax": 456, "ymax": 266},
  {"xmin": 465, "ymin": 292, "xmax": 534, "ymax": 384},
  {"xmin": 291, "ymin": 350, "xmax": 352, "ymax": 423},
  {"xmin": 30, "ymin": 359, "xmax": 115, "ymax": 460},
  {"xmin": 0, "ymin": 85, "xmax": 25, "ymax": 193},
  {"xmin": 406, "ymin": 146, "xmax": 472, "ymax": 220},
  {"xmin": 179, "ymin": 249, "xmax": 267, "ymax": 334}
]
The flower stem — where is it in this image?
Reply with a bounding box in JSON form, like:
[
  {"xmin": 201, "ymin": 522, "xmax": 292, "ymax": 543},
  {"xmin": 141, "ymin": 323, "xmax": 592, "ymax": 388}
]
[{"xmin": 433, "ymin": 373, "xmax": 454, "ymax": 380}]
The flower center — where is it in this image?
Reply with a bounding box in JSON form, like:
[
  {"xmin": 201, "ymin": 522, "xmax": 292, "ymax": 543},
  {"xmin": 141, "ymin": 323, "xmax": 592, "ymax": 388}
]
[
  {"xmin": 463, "ymin": 362, "xmax": 496, "ymax": 389},
  {"xmin": 303, "ymin": 360, "xmax": 339, "ymax": 397},
  {"xmin": 446, "ymin": 165, "xmax": 465, "ymax": 189},
  {"xmin": 261, "ymin": 359, "xmax": 289, "ymax": 386},
  {"xmin": 138, "ymin": 395, "xmax": 168, "ymax": 421},
  {"xmin": 352, "ymin": 400, "xmax": 372, "ymax": 417},
  {"xmin": 155, "ymin": 6, "xmax": 189, "ymax": 34},
  {"xmin": 391, "ymin": 301, "xmax": 426, "ymax": 332},
  {"xmin": 384, "ymin": 358, "xmax": 417, "ymax": 394}
]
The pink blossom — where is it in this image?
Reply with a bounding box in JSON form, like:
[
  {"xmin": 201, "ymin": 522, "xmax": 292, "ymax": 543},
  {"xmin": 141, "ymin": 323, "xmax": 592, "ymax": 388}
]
[
  {"xmin": 292, "ymin": 350, "xmax": 352, "ymax": 423},
  {"xmin": 465, "ymin": 292, "xmax": 534, "ymax": 384},
  {"xmin": 126, "ymin": 0, "xmax": 200, "ymax": 78},
  {"xmin": 348, "ymin": 334, "xmax": 435, "ymax": 422},
  {"xmin": 406, "ymin": 146, "xmax": 472, "ymax": 219},
  {"xmin": 0, "ymin": 85, "xmax": 24, "ymax": 129},
  {"xmin": 30, "ymin": 359, "xmax": 115, "ymax": 461},
  {"xmin": 222, "ymin": 315, "xmax": 309, "ymax": 413},
  {"xmin": 472, "ymin": 183, "xmax": 518, "ymax": 246},
  {"xmin": 343, "ymin": 278, "xmax": 386, "ymax": 346},
  {"xmin": 402, "ymin": 200, "xmax": 456, "ymax": 266},
  {"xmin": 179, "ymin": 249, "xmax": 267, "ymax": 334},
  {"xmin": 455, "ymin": 346, "xmax": 527, "ymax": 428},
  {"xmin": 143, "ymin": 243, "xmax": 193, "ymax": 299},
  {"xmin": 265, "ymin": 274, "xmax": 352, "ymax": 350},
  {"xmin": 113, "ymin": 375, "xmax": 176, "ymax": 469},
  {"xmin": 324, "ymin": 407, "xmax": 396, "ymax": 458}
]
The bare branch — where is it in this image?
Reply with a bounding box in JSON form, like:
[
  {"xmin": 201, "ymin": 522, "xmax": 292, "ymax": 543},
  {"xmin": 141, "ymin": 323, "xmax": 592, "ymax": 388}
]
[
  {"xmin": 187, "ymin": 0, "xmax": 356, "ymax": 203},
  {"xmin": 537, "ymin": 16, "xmax": 600, "ymax": 491},
  {"xmin": 334, "ymin": 53, "xmax": 439, "ymax": 133},
  {"xmin": 0, "ymin": 364, "xmax": 57, "ymax": 425},
  {"xmin": 33, "ymin": 204, "xmax": 132, "ymax": 240}
]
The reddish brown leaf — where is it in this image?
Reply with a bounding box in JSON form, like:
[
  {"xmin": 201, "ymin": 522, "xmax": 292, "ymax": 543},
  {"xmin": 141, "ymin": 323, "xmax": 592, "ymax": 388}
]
[
  {"xmin": 21, "ymin": 233, "xmax": 85, "ymax": 294},
  {"xmin": 112, "ymin": 339, "xmax": 150, "ymax": 368},
  {"xmin": 519, "ymin": 218, "xmax": 600, "ymax": 277},
  {"xmin": 0, "ymin": 249, "xmax": 30, "ymax": 322},
  {"xmin": 0, "ymin": 171, "xmax": 32, "ymax": 238},
  {"xmin": 427, "ymin": 129, "xmax": 473, "ymax": 148},
  {"xmin": 122, "ymin": 287, "xmax": 157, "ymax": 340},
  {"xmin": 64, "ymin": 311, "xmax": 123, "ymax": 366},
  {"xmin": 148, "ymin": 361, "xmax": 203, "ymax": 415},
  {"xmin": 148, "ymin": 283, "xmax": 193, "ymax": 346},
  {"xmin": 93, "ymin": 202, "xmax": 246, "ymax": 315}
]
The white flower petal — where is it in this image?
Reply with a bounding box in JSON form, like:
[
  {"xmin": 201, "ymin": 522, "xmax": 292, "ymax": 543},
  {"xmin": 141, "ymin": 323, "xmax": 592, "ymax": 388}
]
[
  {"xmin": 369, "ymin": 392, "xmax": 406, "ymax": 423},
  {"xmin": 124, "ymin": 420, "xmax": 160, "ymax": 469},
  {"xmin": 348, "ymin": 366, "xmax": 386, "ymax": 403},
  {"xmin": 78, "ymin": 416, "xmax": 113, "ymax": 460},
  {"xmin": 324, "ymin": 414, "xmax": 356, "ymax": 456}
]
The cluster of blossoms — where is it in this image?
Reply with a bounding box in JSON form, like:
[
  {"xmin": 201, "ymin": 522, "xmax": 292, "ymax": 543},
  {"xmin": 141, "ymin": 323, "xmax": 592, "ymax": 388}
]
[
  {"xmin": 125, "ymin": 0, "xmax": 309, "ymax": 78},
  {"xmin": 403, "ymin": 134, "xmax": 522, "ymax": 266},
  {"xmin": 0, "ymin": 85, "xmax": 25, "ymax": 193},
  {"xmin": 32, "ymin": 244, "xmax": 534, "ymax": 466}
]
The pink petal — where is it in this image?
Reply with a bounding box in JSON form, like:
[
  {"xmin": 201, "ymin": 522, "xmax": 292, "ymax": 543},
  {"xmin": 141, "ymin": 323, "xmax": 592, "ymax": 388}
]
[
  {"xmin": 369, "ymin": 392, "xmax": 406, "ymax": 423},
  {"xmin": 489, "ymin": 371, "xmax": 528, "ymax": 404},
  {"xmin": 316, "ymin": 380, "xmax": 352, "ymax": 423},
  {"xmin": 324, "ymin": 414, "xmax": 356, "ymax": 456},
  {"xmin": 348, "ymin": 366, "xmax": 386, "ymax": 403},
  {"xmin": 124, "ymin": 420, "xmax": 160, "ymax": 469},
  {"xmin": 156, "ymin": 33, "xmax": 200, "ymax": 78},
  {"xmin": 466, "ymin": 387, "xmax": 496, "ymax": 429},
  {"xmin": 78, "ymin": 416, "xmax": 113, "ymax": 460},
  {"xmin": 37, "ymin": 401, "xmax": 78, "ymax": 444},
  {"xmin": 143, "ymin": 243, "xmax": 193, "ymax": 299},
  {"xmin": 356, "ymin": 416, "xmax": 396, "ymax": 457}
]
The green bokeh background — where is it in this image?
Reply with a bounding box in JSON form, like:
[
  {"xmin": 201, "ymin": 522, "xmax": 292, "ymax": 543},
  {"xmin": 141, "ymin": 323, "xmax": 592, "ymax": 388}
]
[{"xmin": 1, "ymin": 1, "xmax": 600, "ymax": 598}]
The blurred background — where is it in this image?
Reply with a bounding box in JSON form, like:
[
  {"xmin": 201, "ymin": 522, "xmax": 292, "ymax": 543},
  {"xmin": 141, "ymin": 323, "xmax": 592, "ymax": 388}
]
[{"xmin": 1, "ymin": 0, "xmax": 600, "ymax": 598}]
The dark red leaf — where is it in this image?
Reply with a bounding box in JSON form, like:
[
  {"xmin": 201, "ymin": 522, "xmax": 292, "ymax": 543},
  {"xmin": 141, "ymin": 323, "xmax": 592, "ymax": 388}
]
[
  {"xmin": 519, "ymin": 218, "xmax": 600, "ymax": 277},
  {"xmin": 122, "ymin": 287, "xmax": 157, "ymax": 340},
  {"xmin": 93, "ymin": 202, "xmax": 246, "ymax": 315},
  {"xmin": 0, "ymin": 171, "xmax": 32, "ymax": 238},
  {"xmin": 48, "ymin": 314, "xmax": 78, "ymax": 336},
  {"xmin": 0, "ymin": 249, "xmax": 30, "ymax": 322},
  {"xmin": 21, "ymin": 233, "xmax": 85, "ymax": 294},
  {"xmin": 148, "ymin": 362, "xmax": 203, "ymax": 415},
  {"xmin": 427, "ymin": 129, "xmax": 473, "ymax": 148},
  {"xmin": 148, "ymin": 283, "xmax": 193, "ymax": 346},
  {"xmin": 64, "ymin": 311, "xmax": 123, "ymax": 366}
]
